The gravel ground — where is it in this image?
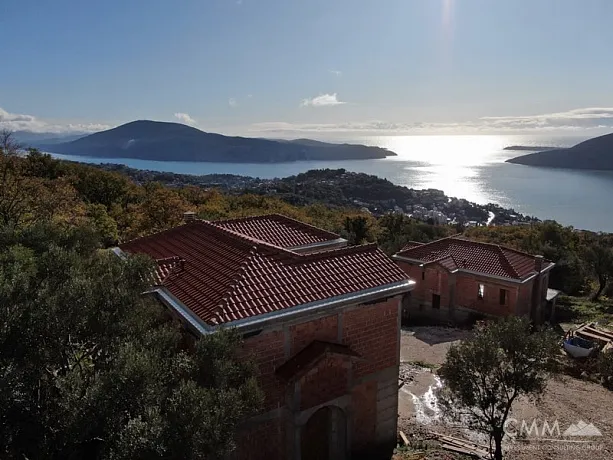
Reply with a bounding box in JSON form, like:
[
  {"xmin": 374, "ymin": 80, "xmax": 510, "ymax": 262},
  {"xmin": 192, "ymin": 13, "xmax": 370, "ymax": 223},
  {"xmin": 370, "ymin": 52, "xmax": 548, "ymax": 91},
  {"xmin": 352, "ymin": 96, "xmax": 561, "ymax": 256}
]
[{"xmin": 398, "ymin": 327, "xmax": 613, "ymax": 460}]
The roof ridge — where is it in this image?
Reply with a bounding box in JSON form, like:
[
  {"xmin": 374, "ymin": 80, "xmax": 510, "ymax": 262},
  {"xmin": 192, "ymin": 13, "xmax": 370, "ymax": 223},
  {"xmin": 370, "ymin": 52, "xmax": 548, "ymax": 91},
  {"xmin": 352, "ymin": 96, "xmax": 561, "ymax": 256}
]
[
  {"xmin": 195, "ymin": 219, "xmax": 296, "ymax": 256},
  {"xmin": 454, "ymin": 235, "xmax": 543, "ymax": 260},
  {"xmin": 214, "ymin": 248, "xmax": 262, "ymax": 323},
  {"xmin": 498, "ymin": 248, "xmax": 522, "ymax": 279},
  {"xmin": 270, "ymin": 214, "xmax": 341, "ymax": 238},
  {"xmin": 213, "ymin": 213, "xmax": 341, "ymax": 239},
  {"xmin": 452, "ymin": 237, "xmax": 523, "ymax": 278},
  {"xmin": 397, "ymin": 235, "xmax": 455, "ymax": 256},
  {"xmin": 292, "ymin": 242, "xmax": 379, "ymax": 262},
  {"xmin": 155, "ymin": 256, "xmax": 186, "ymax": 285},
  {"xmin": 120, "ymin": 222, "xmax": 189, "ymax": 247}
]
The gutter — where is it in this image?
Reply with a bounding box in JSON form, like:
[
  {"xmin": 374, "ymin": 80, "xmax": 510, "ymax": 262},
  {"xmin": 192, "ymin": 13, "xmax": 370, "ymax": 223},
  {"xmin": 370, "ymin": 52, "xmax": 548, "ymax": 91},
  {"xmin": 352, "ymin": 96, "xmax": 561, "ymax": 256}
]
[
  {"xmin": 147, "ymin": 280, "xmax": 414, "ymax": 336},
  {"xmin": 147, "ymin": 287, "xmax": 213, "ymax": 335},
  {"xmin": 225, "ymin": 279, "xmax": 414, "ymax": 333}
]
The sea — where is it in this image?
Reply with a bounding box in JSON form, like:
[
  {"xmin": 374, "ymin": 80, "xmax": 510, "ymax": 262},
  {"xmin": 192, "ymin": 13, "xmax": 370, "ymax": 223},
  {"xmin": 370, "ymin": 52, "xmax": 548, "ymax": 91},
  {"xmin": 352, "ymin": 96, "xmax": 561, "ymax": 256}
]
[{"xmin": 48, "ymin": 134, "xmax": 613, "ymax": 233}]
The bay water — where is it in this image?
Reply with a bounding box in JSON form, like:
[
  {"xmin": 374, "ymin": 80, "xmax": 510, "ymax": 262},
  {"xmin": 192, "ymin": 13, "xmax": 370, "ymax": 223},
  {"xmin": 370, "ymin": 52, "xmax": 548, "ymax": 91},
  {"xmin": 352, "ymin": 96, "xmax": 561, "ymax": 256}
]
[{"xmin": 49, "ymin": 134, "xmax": 613, "ymax": 232}]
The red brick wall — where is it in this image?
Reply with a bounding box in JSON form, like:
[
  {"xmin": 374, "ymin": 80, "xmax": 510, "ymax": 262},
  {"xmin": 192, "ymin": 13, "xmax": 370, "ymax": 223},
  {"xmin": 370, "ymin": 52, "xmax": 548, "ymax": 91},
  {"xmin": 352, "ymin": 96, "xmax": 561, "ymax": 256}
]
[
  {"xmin": 396, "ymin": 261, "xmax": 527, "ymax": 317},
  {"xmin": 300, "ymin": 355, "xmax": 349, "ymax": 410},
  {"xmin": 290, "ymin": 315, "xmax": 338, "ymax": 354},
  {"xmin": 342, "ymin": 298, "xmax": 400, "ymax": 379},
  {"xmin": 239, "ymin": 296, "xmax": 400, "ymax": 458},
  {"xmin": 455, "ymin": 274, "xmax": 517, "ymax": 316},
  {"xmin": 397, "ymin": 262, "xmax": 449, "ymax": 306},
  {"xmin": 516, "ymin": 281, "xmax": 534, "ymax": 316},
  {"xmin": 351, "ymin": 381, "xmax": 377, "ymax": 451},
  {"xmin": 240, "ymin": 330, "xmax": 287, "ymax": 411}
]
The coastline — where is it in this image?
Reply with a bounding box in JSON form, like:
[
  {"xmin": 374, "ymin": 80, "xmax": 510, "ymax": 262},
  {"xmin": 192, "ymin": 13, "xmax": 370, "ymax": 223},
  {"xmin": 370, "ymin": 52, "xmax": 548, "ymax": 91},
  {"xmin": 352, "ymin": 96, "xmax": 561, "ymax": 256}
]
[{"xmin": 46, "ymin": 136, "xmax": 613, "ymax": 233}]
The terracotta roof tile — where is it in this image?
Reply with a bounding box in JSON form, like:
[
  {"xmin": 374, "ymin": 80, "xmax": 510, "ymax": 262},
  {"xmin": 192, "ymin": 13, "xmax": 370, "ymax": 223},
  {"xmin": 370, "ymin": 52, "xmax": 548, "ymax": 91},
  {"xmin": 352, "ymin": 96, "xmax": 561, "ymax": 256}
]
[
  {"xmin": 119, "ymin": 217, "xmax": 408, "ymax": 325},
  {"xmin": 395, "ymin": 236, "xmax": 552, "ymax": 280},
  {"xmin": 214, "ymin": 214, "xmax": 341, "ymax": 248}
]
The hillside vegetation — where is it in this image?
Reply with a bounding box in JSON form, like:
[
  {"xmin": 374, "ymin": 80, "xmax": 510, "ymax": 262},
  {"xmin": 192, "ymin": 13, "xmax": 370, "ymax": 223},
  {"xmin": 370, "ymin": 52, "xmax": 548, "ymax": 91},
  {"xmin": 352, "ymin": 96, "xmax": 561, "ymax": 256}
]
[{"xmin": 5, "ymin": 131, "xmax": 613, "ymax": 300}]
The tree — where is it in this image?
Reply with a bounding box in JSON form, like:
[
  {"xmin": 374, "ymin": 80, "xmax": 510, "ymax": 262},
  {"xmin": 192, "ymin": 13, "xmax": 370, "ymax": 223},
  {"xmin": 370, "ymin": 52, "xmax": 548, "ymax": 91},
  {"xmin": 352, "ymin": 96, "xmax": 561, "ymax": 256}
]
[
  {"xmin": 0, "ymin": 222, "xmax": 261, "ymax": 459},
  {"xmin": 583, "ymin": 240, "xmax": 613, "ymax": 300},
  {"xmin": 437, "ymin": 317, "xmax": 559, "ymax": 460},
  {"xmin": 343, "ymin": 216, "xmax": 371, "ymax": 245}
]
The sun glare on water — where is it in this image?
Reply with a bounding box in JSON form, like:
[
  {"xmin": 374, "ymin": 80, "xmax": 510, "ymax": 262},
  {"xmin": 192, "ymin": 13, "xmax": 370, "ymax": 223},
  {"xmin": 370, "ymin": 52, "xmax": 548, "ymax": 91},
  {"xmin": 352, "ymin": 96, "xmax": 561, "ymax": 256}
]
[
  {"xmin": 375, "ymin": 135, "xmax": 509, "ymax": 166},
  {"xmin": 370, "ymin": 135, "xmax": 512, "ymax": 204}
]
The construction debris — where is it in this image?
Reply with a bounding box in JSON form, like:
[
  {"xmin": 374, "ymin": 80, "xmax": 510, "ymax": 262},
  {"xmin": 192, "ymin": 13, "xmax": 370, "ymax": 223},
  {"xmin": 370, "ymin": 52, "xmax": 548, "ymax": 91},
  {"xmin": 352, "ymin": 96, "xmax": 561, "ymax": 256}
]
[
  {"xmin": 572, "ymin": 322, "xmax": 613, "ymax": 350},
  {"xmin": 428, "ymin": 432, "xmax": 490, "ymax": 459}
]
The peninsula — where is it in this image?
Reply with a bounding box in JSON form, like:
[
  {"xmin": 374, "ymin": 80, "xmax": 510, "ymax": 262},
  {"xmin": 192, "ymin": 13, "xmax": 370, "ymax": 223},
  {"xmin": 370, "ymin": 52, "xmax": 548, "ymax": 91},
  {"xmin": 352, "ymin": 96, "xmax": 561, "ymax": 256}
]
[
  {"xmin": 506, "ymin": 132, "xmax": 613, "ymax": 170},
  {"xmin": 36, "ymin": 120, "xmax": 396, "ymax": 163}
]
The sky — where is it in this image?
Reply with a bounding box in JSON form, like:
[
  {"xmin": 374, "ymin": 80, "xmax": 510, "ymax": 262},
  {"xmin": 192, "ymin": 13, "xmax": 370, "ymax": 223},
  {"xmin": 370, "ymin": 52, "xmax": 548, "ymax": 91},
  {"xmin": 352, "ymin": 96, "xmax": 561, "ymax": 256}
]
[{"xmin": 1, "ymin": 0, "xmax": 613, "ymax": 137}]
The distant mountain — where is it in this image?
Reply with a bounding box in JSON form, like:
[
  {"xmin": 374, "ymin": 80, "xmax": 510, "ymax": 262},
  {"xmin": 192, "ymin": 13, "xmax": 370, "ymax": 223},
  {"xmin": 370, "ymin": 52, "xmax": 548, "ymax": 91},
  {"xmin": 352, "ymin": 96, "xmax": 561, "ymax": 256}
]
[
  {"xmin": 14, "ymin": 131, "xmax": 85, "ymax": 145},
  {"xmin": 37, "ymin": 120, "xmax": 395, "ymax": 163},
  {"xmin": 506, "ymin": 132, "xmax": 613, "ymax": 170}
]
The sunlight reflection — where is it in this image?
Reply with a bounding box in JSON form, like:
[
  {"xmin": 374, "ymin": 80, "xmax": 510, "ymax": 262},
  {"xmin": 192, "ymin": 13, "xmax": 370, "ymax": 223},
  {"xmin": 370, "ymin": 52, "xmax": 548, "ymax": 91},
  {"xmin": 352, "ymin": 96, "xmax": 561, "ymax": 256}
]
[
  {"xmin": 409, "ymin": 164, "xmax": 485, "ymax": 204},
  {"xmin": 375, "ymin": 135, "xmax": 510, "ymax": 166}
]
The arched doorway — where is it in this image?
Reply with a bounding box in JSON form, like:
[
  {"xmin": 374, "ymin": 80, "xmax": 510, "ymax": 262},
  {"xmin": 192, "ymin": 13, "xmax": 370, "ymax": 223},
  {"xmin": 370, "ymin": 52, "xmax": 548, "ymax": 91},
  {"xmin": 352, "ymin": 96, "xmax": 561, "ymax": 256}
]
[{"xmin": 301, "ymin": 406, "xmax": 347, "ymax": 460}]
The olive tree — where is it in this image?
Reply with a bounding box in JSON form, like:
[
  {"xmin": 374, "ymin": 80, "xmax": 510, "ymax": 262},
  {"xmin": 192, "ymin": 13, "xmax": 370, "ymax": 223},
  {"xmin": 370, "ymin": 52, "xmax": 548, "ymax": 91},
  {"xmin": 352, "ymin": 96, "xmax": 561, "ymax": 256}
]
[
  {"xmin": 437, "ymin": 317, "xmax": 559, "ymax": 460},
  {"xmin": 0, "ymin": 222, "xmax": 261, "ymax": 459}
]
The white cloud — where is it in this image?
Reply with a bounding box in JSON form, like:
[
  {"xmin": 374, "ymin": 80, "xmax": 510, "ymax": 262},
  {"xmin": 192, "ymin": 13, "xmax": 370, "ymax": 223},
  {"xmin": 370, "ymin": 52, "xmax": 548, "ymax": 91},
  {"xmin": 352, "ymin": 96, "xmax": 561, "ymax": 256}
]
[
  {"xmin": 0, "ymin": 107, "xmax": 110, "ymax": 134},
  {"xmin": 300, "ymin": 93, "xmax": 346, "ymax": 107},
  {"xmin": 251, "ymin": 107, "xmax": 613, "ymax": 135},
  {"xmin": 329, "ymin": 70, "xmax": 342, "ymax": 77},
  {"xmin": 228, "ymin": 98, "xmax": 238, "ymax": 108},
  {"xmin": 173, "ymin": 112, "xmax": 197, "ymax": 125}
]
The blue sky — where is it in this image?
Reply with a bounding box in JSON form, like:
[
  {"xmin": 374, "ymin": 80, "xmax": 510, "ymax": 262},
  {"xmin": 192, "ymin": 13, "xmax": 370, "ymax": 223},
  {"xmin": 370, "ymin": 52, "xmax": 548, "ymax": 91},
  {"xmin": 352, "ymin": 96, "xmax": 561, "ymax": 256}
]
[{"xmin": 1, "ymin": 0, "xmax": 613, "ymax": 137}]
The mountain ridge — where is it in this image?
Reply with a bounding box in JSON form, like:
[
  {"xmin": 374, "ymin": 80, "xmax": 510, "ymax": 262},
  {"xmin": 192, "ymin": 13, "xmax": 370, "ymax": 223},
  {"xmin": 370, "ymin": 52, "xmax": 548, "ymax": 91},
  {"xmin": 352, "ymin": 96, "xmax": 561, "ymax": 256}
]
[
  {"xmin": 506, "ymin": 132, "xmax": 613, "ymax": 170},
  {"xmin": 34, "ymin": 120, "xmax": 396, "ymax": 163}
]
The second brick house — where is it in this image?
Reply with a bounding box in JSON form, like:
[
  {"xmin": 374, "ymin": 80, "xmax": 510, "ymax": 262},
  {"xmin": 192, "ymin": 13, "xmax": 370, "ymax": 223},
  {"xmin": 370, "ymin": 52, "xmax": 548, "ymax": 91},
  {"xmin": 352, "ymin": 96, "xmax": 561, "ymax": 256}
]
[{"xmin": 393, "ymin": 236, "xmax": 555, "ymax": 323}]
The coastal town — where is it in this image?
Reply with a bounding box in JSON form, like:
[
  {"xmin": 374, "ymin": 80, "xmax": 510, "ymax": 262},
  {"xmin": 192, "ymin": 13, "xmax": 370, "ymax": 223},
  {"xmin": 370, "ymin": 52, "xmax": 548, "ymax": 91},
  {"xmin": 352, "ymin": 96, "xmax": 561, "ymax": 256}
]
[{"xmin": 94, "ymin": 163, "xmax": 538, "ymax": 228}]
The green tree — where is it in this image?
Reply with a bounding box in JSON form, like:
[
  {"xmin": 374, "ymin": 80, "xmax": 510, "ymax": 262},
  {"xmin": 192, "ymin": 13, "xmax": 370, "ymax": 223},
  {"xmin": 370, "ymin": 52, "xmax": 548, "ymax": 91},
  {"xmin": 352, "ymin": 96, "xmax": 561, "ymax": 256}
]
[
  {"xmin": 437, "ymin": 317, "xmax": 559, "ymax": 460},
  {"xmin": 583, "ymin": 240, "xmax": 613, "ymax": 300},
  {"xmin": 86, "ymin": 203, "xmax": 120, "ymax": 246},
  {"xmin": 343, "ymin": 216, "xmax": 371, "ymax": 245},
  {"xmin": 0, "ymin": 223, "xmax": 261, "ymax": 459}
]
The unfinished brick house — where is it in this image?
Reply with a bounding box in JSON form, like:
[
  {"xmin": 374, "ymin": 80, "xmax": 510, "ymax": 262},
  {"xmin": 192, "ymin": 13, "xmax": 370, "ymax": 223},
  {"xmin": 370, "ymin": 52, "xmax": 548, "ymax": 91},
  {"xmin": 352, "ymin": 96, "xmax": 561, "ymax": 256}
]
[
  {"xmin": 116, "ymin": 214, "xmax": 414, "ymax": 460},
  {"xmin": 393, "ymin": 236, "xmax": 555, "ymax": 323}
]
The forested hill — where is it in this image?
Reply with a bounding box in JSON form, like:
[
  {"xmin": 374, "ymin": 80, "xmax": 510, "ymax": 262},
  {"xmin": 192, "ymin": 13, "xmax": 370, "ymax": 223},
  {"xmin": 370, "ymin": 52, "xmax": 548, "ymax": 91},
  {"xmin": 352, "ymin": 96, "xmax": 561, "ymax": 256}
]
[
  {"xmin": 36, "ymin": 120, "xmax": 395, "ymax": 163},
  {"xmin": 506, "ymin": 132, "xmax": 613, "ymax": 169}
]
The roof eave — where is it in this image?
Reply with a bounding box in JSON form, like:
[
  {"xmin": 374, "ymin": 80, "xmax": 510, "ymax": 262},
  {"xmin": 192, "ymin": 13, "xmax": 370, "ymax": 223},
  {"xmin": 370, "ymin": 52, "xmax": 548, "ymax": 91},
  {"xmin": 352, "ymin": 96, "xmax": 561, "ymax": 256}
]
[
  {"xmin": 223, "ymin": 279, "xmax": 415, "ymax": 333},
  {"xmin": 147, "ymin": 279, "xmax": 414, "ymax": 336}
]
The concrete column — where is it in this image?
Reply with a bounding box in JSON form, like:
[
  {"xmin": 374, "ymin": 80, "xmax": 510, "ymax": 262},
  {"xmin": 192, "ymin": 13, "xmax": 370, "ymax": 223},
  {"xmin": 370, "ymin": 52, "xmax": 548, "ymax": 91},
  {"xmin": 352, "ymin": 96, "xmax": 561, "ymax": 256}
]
[{"xmin": 448, "ymin": 273, "xmax": 457, "ymax": 322}]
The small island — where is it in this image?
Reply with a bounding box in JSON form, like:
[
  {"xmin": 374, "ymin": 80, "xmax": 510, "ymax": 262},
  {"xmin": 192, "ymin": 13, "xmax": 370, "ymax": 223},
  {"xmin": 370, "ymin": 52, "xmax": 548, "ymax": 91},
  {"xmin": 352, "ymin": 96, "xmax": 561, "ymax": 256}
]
[
  {"xmin": 503, "ymin": 145, "xmax": 556, "ymax": 151},
  {"xmin": 36, "ymin": 120, "xmax": 396, "ymax": 163}
]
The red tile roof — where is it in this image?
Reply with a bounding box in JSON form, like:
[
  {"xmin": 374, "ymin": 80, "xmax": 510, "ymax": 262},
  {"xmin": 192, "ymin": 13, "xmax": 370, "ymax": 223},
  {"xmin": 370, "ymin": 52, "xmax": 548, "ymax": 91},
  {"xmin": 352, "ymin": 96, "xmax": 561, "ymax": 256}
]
[
  {"xmin": 214, "ymin": 214, "xmax": 341, "ymax": 248},
  {"xmin": 120, "ymin": 218, "xmax": 408, "ymax": 325},
  {"xmin": 395, "ymin": 236, "xmax": 552, "ymax": 280}
]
